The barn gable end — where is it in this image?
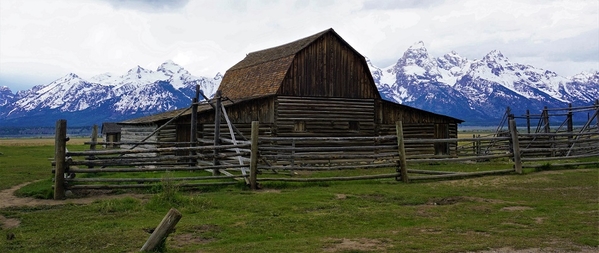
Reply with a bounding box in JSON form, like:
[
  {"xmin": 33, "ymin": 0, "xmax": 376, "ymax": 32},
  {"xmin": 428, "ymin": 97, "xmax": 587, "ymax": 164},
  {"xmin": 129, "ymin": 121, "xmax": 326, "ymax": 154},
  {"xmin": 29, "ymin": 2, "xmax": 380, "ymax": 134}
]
[
  {"xmin": 278, "ymin": 30, "xmax": 379, "ymax": 99},
  {"xmin": 219, "ymin": 28, "xmax": 379, "ymax": 100}
]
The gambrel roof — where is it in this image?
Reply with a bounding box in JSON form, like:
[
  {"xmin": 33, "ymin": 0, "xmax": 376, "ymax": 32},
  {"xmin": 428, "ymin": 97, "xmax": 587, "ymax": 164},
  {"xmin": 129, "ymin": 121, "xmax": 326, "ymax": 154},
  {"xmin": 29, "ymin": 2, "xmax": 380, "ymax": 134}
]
[{"xmin": 219, "ymin": 28, "xmax": 374, "ymax": 100}]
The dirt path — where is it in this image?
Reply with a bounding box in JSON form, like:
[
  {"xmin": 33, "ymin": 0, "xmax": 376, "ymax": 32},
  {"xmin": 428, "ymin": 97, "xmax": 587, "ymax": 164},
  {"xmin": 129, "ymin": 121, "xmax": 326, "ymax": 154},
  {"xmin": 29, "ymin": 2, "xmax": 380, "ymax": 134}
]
[{"xmin": 0, "ymin": 181, "xmax": 146, "ymax": 209}]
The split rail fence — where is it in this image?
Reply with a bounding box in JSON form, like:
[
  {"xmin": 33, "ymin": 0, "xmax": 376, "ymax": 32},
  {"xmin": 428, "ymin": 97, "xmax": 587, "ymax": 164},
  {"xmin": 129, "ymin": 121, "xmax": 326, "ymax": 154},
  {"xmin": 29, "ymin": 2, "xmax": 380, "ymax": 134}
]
[{"xmin": 53, "ymin": 115, "xmax": 599, "ymax": 199}]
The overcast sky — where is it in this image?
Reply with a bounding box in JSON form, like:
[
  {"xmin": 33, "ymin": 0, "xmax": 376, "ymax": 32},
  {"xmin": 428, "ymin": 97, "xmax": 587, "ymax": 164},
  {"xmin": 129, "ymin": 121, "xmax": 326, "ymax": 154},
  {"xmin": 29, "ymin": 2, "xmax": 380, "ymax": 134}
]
[{"xmin": 1, "ymin": 0, "xmax": 598, "ymax": 92}]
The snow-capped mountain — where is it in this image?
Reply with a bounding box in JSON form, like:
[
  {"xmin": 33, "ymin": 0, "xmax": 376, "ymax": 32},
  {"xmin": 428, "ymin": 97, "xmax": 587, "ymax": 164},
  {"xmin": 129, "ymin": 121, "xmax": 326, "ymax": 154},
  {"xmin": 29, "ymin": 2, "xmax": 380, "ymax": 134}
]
[
  {"xmin": 0, "ymin": 61, "xmax": 221, "ymax": 127},
  {"xmin": 1, "ymin": 47, "xmax": 597, "ymax": 128},
  {"xmin": 372, "ymin": 42, "xmax": 599, "ymax": 124},
  {"xmin": 0, "ymin": 86, "xmax": 14, "ymax": 107},
  {"xmin": 0, "ymin": 86, "xmax": 15, "ymax": 117}
]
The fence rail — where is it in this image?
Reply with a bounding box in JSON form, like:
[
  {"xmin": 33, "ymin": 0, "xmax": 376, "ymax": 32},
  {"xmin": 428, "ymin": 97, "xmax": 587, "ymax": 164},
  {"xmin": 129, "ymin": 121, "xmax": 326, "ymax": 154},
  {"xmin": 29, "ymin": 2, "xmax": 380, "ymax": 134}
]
[{"xmin": 52, "ymin": 117, "xmax": 599, "ymax": 199}]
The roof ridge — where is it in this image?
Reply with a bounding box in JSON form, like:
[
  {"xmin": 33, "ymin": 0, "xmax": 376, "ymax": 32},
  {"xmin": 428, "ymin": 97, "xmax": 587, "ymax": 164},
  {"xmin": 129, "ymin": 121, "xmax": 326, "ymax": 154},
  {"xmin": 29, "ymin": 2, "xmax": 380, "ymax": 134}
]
[{"xmin": 228, "ymin": 28, "xmax": 334, "ymax": 71}]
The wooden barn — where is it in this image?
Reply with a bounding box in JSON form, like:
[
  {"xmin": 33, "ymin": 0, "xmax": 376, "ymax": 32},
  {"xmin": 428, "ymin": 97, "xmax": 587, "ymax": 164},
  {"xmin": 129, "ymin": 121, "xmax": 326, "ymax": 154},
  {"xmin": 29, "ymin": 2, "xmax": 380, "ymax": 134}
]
[{"xmin": 119, "ymin": 28, "xmax": 463, "ymax": 155}]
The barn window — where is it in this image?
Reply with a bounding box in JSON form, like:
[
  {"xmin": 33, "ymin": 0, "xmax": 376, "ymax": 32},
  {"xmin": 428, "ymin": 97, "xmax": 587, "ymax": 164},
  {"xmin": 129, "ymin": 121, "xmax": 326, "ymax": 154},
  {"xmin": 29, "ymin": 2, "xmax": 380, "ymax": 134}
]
[
  {"xmin": 349, "ymin": 121, "xmax": 360, "ymax": 131},
  {"xmin": 294, "ymin": 121, "xmax": 306, "ymax": 132}
]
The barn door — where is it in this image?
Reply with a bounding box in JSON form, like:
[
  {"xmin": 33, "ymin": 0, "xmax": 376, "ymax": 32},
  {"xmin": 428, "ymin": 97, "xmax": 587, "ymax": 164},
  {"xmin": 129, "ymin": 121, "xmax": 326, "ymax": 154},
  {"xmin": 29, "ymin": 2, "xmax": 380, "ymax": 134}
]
[{"xmin": 434, "ymin": 123, "xmax": 449, "ymax": 155}]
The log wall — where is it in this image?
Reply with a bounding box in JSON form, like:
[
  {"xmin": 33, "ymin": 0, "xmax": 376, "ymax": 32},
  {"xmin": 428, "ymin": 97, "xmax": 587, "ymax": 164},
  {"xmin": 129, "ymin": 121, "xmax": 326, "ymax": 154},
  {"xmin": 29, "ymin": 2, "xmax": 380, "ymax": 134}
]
[{"xmin": 274, "ymin": 96, "xmax": 375, "ymax": 137}]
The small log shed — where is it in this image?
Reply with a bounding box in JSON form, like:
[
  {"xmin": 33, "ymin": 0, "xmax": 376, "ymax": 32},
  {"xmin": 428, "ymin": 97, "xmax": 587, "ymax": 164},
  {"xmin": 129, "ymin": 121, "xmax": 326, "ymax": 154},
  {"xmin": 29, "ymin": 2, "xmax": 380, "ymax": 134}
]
[
  {"xmin": 101, "ymin": 122, "xmax": 122, "ymax": 148},
  {"xmin": 119, "ymin": 28, "xmax": 463, "ymax": 155}
]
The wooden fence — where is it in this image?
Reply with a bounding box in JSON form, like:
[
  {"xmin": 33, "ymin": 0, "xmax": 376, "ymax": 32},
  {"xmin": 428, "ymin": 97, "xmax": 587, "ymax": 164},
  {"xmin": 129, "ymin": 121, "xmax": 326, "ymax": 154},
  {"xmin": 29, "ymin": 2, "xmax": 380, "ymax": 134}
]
[{"xmin": 52, "ymin": 117, "xmax": 598, "ymax": 199}]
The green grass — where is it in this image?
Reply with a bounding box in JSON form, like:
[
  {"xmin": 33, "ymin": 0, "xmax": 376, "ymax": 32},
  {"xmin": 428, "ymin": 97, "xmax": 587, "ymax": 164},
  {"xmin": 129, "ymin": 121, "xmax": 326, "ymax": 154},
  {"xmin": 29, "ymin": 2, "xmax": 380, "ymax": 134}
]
[
  {"xmin": 0, "ymin": 140, "xmax": 87, "ymax": 191},
  {"xmin": 0, "ymin": 142, "xmax": 598, "ymax": 252}
]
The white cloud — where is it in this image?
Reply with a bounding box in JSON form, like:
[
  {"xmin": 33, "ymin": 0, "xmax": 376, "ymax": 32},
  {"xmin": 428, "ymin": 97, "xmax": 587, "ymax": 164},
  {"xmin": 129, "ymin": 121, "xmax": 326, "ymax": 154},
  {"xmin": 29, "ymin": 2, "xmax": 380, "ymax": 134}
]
[{"xmin": 0, "ymin": 0, "xmax": 597, "ymax": 91}]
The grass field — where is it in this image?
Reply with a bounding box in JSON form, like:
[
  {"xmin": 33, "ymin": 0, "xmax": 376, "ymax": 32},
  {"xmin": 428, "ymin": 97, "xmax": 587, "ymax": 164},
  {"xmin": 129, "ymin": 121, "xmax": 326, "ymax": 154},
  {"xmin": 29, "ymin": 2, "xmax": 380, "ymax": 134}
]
[{"xmin": 0, "ymin": 138, "xmax": 597, "ymax": 252}]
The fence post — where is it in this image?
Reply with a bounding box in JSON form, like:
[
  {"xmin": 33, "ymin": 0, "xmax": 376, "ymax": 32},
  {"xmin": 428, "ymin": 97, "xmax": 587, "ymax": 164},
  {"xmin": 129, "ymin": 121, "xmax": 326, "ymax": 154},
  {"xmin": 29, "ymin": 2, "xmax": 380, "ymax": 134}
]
[
  {"xmin": 542, "ymin": 106, "xmax": 550, "ymax": 133},
  {"xmin": 508, "ymin": 119, "xmax": 522, "ymax": 174},
  {"xmin": 190, "ymin": 85, "xmax": 199, "ymax": 166},
  {"xmin": 54, "ymin": 119, "xmax": 67, "ymax": 200},
  {"xmin": 89, "ymin": 125, "xmax": 97, "ymax": 168},
  {"xmin": 249, "ymin": 121, "xmax": 259, "ymax": 190},
  {"xmin": 395, "ymin": 121, "xmax": 409, "ymax": 182},
  {"xmin": 476, "ymin": 134, "xmax": 482, "ymax": 156},
  {"xmin": 90, "ymin": 125, "xmax": 98, "ymax": 150},
  {"xmin": 212, "ymin": 90, "xmax": 222, "ymax": 175},
  {"xmin": 140, "ymin": 208, "xmax": 182, "ymax": 252},
  {"xmin": 472, "ymin": 134, "xmax": 476, "ymax": 155},
  {"xmin": 595, "ymin": 99, "xmax": 599, "ymax": 132}
]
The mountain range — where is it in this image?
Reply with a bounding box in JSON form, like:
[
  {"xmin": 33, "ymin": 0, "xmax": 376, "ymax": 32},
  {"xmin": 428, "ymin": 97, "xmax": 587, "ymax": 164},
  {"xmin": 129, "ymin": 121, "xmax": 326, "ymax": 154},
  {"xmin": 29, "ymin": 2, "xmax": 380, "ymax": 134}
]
[
  {"xmin": 0, "ymin": 44, "xmax": 597, "ymax": 127},
  {"xmin": 0, "ymin": 61, "xmax": 220, "ymax": 127},
  {"xmin": 370, "ymin": 41, "xmax": 598, "ymax": 124}
]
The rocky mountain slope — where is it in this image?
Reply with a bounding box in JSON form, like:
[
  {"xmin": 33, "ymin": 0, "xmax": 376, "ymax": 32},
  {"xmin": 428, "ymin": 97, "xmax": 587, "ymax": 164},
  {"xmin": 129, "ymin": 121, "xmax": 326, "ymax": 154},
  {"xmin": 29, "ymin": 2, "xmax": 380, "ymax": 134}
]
[{"xmin": 369, "ymin": 42, "xmax": 598, "ymax": 125}]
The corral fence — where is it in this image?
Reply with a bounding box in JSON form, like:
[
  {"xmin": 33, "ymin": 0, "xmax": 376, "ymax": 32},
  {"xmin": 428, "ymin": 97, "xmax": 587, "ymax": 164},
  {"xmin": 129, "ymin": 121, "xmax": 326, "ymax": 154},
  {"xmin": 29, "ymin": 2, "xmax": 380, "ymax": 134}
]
[{"xmin": 52, "ymin": 104, "xmax": 599, "ymax": 200}]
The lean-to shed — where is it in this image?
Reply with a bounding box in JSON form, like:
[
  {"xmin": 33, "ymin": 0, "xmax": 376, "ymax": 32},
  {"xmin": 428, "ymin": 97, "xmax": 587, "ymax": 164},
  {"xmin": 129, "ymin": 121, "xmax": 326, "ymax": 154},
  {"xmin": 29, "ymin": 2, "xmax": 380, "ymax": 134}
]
[{"xmin": 120, "ymin": 28, "xmax": 463, "ymax": 155}]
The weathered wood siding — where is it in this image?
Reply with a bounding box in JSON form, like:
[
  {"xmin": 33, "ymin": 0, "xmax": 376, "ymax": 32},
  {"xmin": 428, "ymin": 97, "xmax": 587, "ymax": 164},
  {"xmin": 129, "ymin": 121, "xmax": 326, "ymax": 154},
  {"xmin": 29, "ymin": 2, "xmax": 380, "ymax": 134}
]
[
  {"xmin": 278, "ymin": 33, "xmax": 378, "ymax": 99},
  {"xmin": 194, "ymin": 97, "xmax": 276, "ymax": 141},
  {"xmin": 103, "ymin": 133, "xmax": 121, "ymax": 148},
  {"xmin": 120, "ymin": 123, "xmax": 177, "ymax": 148},
  {"xmin": 377, "ymin": 100, "xmax": 458, "ymax": 125},
  {"xmin": 195, "ymin": 98, "xmax": 275, "ymax": 125},
  {"xmin": 376, "ymin": 102, "xmax": 460, "ymax": 156},
  {"xmin": 274, "ymin": 96, "xmax": 375, "ymax": 137}
]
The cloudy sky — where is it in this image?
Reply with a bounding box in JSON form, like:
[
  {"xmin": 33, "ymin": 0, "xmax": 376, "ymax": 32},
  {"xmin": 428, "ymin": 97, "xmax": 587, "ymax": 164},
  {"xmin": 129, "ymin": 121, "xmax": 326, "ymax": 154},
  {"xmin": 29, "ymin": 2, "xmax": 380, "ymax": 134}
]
[{"xmin": 1, "ymin": 0, "xmax": 598, "ymax": 92}]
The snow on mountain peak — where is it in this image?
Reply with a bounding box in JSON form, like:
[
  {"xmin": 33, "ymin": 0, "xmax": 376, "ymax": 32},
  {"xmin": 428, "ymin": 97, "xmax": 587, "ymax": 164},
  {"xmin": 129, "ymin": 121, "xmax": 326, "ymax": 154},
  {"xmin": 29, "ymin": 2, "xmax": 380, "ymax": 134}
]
[
  {"xmin": 127, "ymin": 65, "xmax": 152, "ymax": 77},
  {"xmin": 409, "ymin": 41, "xmax": 426, "ymax": 50},
  {"xmin": 395, "ymin": 41, "xmax": 433, "ymax": 69},
  {"xmin": 63, "ymin": 73, "xmax": 81, "ymax": 80},
  {"xmin": 46, "ymin": 73, "xmax": 85, "ymax": 88},
  {"xmin": 483, "ymin": 50, "xmax": 507, "ymax": 62},
  {"xmin": 90, "ymin": 73, "xmax": 118, "ymax": 86},
  {"xmin": 571, "ymin": 71, "xmax": 599, "ymax": 83},
  {"xmin": 157, "ymin": 60, "xmax": 188, "ymax": 76}
]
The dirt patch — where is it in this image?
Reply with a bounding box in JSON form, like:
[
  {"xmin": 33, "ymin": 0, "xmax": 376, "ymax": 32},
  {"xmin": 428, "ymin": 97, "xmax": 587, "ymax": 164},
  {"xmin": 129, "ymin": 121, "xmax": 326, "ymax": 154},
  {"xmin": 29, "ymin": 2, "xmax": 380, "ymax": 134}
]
[
  {"xmin": 500, "ymin": 206, "xmax": 533, "ymax": 211},
  {"xmin": 534, "ymin": 217, "xmax": 545, "ymax": 224},
  {"xmin": 426, "ymin": 196, "xmax": 508, "ymax": 206},
  {"xmin": 335, "ymin": 194, "xmax": 347, "ymax": 199},
  {"xmin": 255, "ymin": 189, "xmax": 281, "ymax": 194},
  {"xmin": 171, "ymin": 233, "xmax": 216, "ymax": 247},
  {"xmin": 171, "ymin": 224, "xmax": 220, "ymax": 248},
  {"xmin": 0, "ymin": 181, "xmax": 147, "ymax": 209},
  {"xmin": 323, "ymin": 238, "xmax": 390, "ymax": 252},
  {"xmin": 427, "ymin": 196, "xmax": 464, "ymax": 205},
  {"xmin": 0, "ymin": 215, "xmax": 20, "ymax": 229},
  {"xmin": 418, "ymin": 227, "xmax": 443, "ymax": 234},
  {"xmin": 463, "ymin": 196, "xmax": 510, "ymax": 204}
]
